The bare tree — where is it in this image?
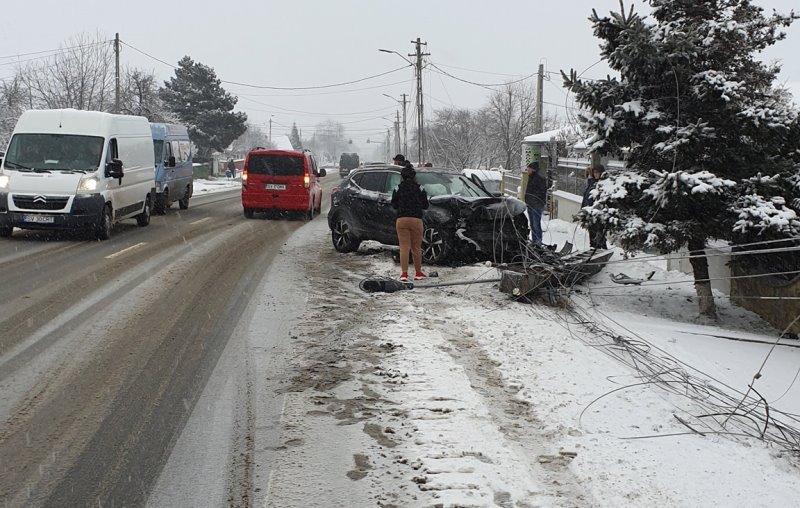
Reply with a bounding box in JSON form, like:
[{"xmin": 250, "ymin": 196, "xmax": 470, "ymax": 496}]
[
  {"xmin": 228, "ymin": 123, "xmax": 274, "ymax": 156},
  {"xmin": 313, "ymin": 119, "xmax": 348, "ymax": 162},
  {"xmin": 20, "ymin": 32, "xmax": 115, "ymax": 111},
  {"xmin": 119, "ymin": 67, "xmax": 169, "ymax": 120},
  {"xmin": 0, "ymin": 76, "xmax": 29, "ymax": 146},
  {"xmin": 428, "ymin": 107, "xmax": 485, "ymax": 169},
  {"xmin": 485, "ymin": 81, "xmax": 536, "ymax": 170}
]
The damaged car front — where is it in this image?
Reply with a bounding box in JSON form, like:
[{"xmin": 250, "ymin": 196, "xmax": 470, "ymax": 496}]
[{"xmin": 417, "ymin": 171, "xmax": 530, "ymax": 264}]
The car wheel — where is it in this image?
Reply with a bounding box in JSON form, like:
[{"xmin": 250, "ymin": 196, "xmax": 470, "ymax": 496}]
[
  {"xmin": 243, "ymin": 208, "xmax": 255, "ymax": 219},
  {"xmin": 178, "ymin": 185, "xmax": 191, "ymax": 210},
  {"xmin": 422, "ymin": 223, "xmax": 451, "ymax": 264},
  {"xmin": 136, "ymin": 195, "xmax": 151, "ymax": 227},
  {"xmin": 331, "ymin": 215, "xmax": 361, "ymax": 253},
  {"xmin": 96, "ymin": 205, "xmax": 112, "ymax": 240},
  {"xmin": 0, "ymin": 226, "xmax": 12, "ymax": 238}
]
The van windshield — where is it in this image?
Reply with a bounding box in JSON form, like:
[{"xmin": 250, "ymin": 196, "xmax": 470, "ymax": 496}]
[
  {"xmin": 4, "ymin": 134, "xmax": 104, "ymax": 172},
  {"xmin": 248, "ymin": 154, "xmax": 304, "ymax": 176}
]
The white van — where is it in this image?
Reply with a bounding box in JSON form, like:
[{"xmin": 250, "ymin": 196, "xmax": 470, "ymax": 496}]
[{"xmin": 0, "ymin": 109, "xmax": 154, "ymax": 239}]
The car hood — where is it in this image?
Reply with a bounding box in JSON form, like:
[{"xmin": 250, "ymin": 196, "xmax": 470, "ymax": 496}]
[{"xmin": 429, "ymin": 194, "xmax": 526, "ymax": 220}]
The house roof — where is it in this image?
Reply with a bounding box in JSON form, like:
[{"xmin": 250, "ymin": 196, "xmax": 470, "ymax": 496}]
[{"xmin": 523, "ymin": 124, "xmax": 583, "ymax": 143}]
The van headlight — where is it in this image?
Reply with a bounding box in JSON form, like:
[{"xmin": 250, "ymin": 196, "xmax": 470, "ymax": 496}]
[
  {"xmin": 0, "ymin": 174, "xmax": 9, "ymax": 189},
  {"xmin": 78, "ymin": 176, "xmax": 98, "ymax": 192}
]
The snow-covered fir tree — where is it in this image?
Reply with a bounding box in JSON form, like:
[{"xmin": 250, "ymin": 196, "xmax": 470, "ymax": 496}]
[
  {"xmin": 289, "ymin": 123, "xmax": 302, "ymax": 150},
  {"xmin": 160, "ymin": 56, "xmax": 247, "ymax": 160},
  {"xmin": 564, "ymin": 0, "xmax": 800, "ymax": 318}
]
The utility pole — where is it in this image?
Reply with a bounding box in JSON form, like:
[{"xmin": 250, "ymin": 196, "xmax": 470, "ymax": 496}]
[
  {"xmin": 269, "ymin": 117, "xmax": 272, "ymax": 143},
  {"xmin": 394, "ymin": 111, "xmax": 401, "ymax": 155},
  {"xmin": 114, "ymin": 33, "xmax": 120, "ymax": 114},
  {"xmin": 535, "ymin": 63, "xmax": 544, "ymax": 134},
  {"xmin": 400, "ymin": 93, "xmax": 408, "ymax": 156},
  {"xmin": 410, "ymin": 38, "xmax": 429, "ymax": 164},
  {"xmin": 386, "ymin": 129, "xmax": 391, "ymax": 162}
]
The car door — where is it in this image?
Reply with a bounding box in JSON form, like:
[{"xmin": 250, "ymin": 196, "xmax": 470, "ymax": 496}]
[{"xmin": 350, "ymin": 171, "xmax": 387, "ymax": 241}]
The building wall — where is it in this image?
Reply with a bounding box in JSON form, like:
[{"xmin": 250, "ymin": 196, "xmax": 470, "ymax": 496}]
[
  {"xmin": 551, "ymin": 190, "xmax": 582, "ymax": 222},
  {"xmin": 666, "ymin": 247, "xmax": 731, "ymax": 295}
]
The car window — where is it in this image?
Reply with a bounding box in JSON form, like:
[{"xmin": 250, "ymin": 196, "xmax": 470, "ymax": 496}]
[
  {"xmin": 384, "ymin": 172, "xmax": 401, "ymax": 193},
  {"xmin": 357, "ymin": 171, "xmax": 386, "ymax": 192},
  {"xmin": 248, "ymin": 154, "xmax": 304, "ymax": 176},
  {"xmin": 416, "ymin": 172, "xmax": 488, "ymax": 197}
]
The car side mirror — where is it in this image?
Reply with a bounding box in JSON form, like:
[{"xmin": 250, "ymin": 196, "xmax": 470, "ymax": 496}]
[
  {"xmin": 318, "ymin": 167, "xmax": 326, "ymax": 177},
  {"xmin": 167, "ymin": 156, "xmax": 176, "ymax": 167},
  {"xmin": 105, "ymin": 159, "xmax": 124, "ymax": 179}
]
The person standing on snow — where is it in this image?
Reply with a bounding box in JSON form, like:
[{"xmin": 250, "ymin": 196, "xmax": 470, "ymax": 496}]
[
  {"xmin": 227, "ymin": 158, "xmax": 236, "ymax": 179},
  {"xmin": 524, "ymin": 161, "xmax": 547, "ymax": 244},
  {"xmin": 391, "ymin": 164, "xmax": 429, "ymax": 282},
  {"xmin": 581, "ymin": 164, "xmax": 608, "ymax": 250}
]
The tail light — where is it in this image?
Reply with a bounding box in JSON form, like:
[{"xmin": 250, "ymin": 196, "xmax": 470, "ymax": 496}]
[
  {"xmin": 304, "ymin": 175, "xmax": 310, "ymax": 188},
  {"xmin": 242, "ymin": 163, "xmax": 248, "ymax": 188}
]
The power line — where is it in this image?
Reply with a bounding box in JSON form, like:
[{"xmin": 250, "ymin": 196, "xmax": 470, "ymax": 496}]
[
  {"xmin": 0, "ymin": 40, "xmax": 112, "ymax": 60},
  {"xmin": 236, "ymin": 95, "xmax": 397, "ymax": 118},
  {"xmin": 229, "ymin": 78, "xmax": 414, "ymax": 98},
  {"xmin": 121, "ymin": 39, "xmax": 412, "ymax": 91}
]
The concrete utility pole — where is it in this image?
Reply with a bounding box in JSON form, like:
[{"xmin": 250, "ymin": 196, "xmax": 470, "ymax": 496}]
[
  {"xmin": 114, "ymin": 33, "xmax": 120, "ymax": 114},
  {"xmin": 410, "ymin": 38, "xmax": 429, "ymax": 164},
  {"xmin": 535, "ymin": 63, "xmax": 544, "ymax": 134},
  {"xmin": 394, "ymin": 111, "xmax": 401, "ymax": 155},
  {"xmin": 386, "ymin": 129, "xmax": 391, "ymax": 162},
  {"xmin": 400, "ymin": 93, "xmax": 408, "ymax": 156}
]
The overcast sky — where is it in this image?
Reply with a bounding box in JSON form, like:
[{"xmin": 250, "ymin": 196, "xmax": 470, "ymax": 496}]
[{"xmin": 2, "ymin": 0, "xmax": 798, "ymax": 156}]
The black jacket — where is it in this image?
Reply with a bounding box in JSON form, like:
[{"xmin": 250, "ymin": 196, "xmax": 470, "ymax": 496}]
[
  {"xmin": 581, "ymin": 177, "xmax": 597, "ymax": 208},
  {"xmin": 391, "ymin": 180, "xmax": 429, "ymax": 219},
  {"xmin": 524, "ymin": 169, "xmax": 547, "ymax": 209}
]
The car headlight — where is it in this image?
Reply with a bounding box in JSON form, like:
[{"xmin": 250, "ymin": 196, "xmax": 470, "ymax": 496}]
[
  {"xmin": 0, "ymin": 174, "xmax": 9, "ymax": 189},
  {"xmin": 78, "ymin": 176, "xmax": 98, "ymax": 192}
]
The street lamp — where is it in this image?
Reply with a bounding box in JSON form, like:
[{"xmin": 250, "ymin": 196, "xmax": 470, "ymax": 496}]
[{"xmin": 378, "ymin": 48, "xmax": 413, "ymax": 66}]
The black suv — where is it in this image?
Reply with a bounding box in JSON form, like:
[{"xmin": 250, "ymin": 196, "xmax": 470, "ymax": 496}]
[{"xmin": 328, "ymin": 165, "xmax": 529, "ymax": 264}]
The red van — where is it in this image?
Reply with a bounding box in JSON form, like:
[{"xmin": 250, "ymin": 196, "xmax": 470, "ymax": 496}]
[{"xmin": 241, "ymin": 149, "xmax": 326, "ymax": 219}]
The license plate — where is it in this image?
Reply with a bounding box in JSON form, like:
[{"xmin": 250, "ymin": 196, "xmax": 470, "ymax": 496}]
[
  {"xmin": 23, "ymin": 214, "xmax": 55, "ymax": 224},
  {"xmin": 265, "ymin": 184, "xmax": 286, "ymax": 191}
]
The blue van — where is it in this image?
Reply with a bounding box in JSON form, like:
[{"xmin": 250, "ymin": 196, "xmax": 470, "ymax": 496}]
[{"xmin": 150, "ymin": 123, "xmax": 193, "ymax": 213}]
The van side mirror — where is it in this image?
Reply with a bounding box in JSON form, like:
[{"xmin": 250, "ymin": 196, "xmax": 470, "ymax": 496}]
[
  {"xmin": 106, "ymin": 159, "xmax": 124, "ymax": 179},
  {"xmin": 167, "ymin": 156, "xmax": 176, "ymax": 167},
  {"xmin": 318, "ymin": 167, "xmax": 326, "ymax": 177}
]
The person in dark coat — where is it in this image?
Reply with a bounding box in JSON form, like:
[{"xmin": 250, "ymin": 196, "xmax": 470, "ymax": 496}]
[
  {"xmin": 391, "ymin": 164, "xmax": 429, "ymax": 281},
  {"xmin": 581, "ymin": 164, "xmax": 608, "ymax": 249},
  {"xmin": 226, "ymin": 158, "xmax": 235, "ymax": 179},
  {"xmin": 524, "ymin": 161, "xmax": 547, "ymax": 243},
  {"xmin": 392, "ymin": 153, "xmax": 406, "ymax": 166}
]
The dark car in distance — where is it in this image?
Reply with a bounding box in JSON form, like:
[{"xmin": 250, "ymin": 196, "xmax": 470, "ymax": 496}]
[
  {"xmin": 328, "ymin": 165, "xmax": 530, "ymax": 264},
  {"xmin": 339, "ymin": 152, "xmax": 360, "ymax": 177}
]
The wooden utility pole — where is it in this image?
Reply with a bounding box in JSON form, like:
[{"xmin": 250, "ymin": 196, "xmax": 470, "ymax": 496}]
[
  {"xmin": 535, "ymin": 63, "xmax": 544, "ymax": 134},
  {"xmin": 410, "ymin": 38, "xmax": 429, "ymax": 164},
  {"xmin": 114, "ymin": 33, "xmax": 121, "ymax": 114}
]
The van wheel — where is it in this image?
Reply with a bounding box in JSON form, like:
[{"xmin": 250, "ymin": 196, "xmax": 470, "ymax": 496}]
[
  {"xmin": 179, "ymin": 185, "xmax": 191, "ymax": 210},
  {"xmin": 0, "ymin": 226, "xmax": 12, "ymax": 238},
  {"xmin": 422, "ymin": 223, "xmax": 451, "ymax": 264},
  {"xmin": 136, "ymin": 195, "xmax": 151, "ymax": 227},
  {"xmin": 154, "ymin": 191, "xmax": 167, "ymax": 215},
  {"xmin": 96, "ymin": 205, "xmax": 112, "ymax": 240},
  {"xmin": 243, "ymin": 208, "xmax": 255, "ymax": 219},
  {"xmin": 331, "ymin": 215, "xmax": 361, "ymax": 253}
]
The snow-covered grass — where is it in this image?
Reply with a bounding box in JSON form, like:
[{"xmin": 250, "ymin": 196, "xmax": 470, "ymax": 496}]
[{"xmin": 192, "ymin": 176, "xmax": 240, "ymax": 194}]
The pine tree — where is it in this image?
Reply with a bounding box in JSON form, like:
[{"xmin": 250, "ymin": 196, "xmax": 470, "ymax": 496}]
[
  {"xmin": 160, "ymin": 56, "xmax": 247, "ymax": 160},
  {"xmin": 564, "ymin": 0, "xmax": 800, "ymax": 318},
  {"xmin": 289, "ymin": 123, "xmax": 302, "ymax": 150}
]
